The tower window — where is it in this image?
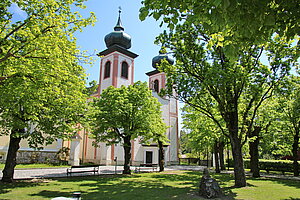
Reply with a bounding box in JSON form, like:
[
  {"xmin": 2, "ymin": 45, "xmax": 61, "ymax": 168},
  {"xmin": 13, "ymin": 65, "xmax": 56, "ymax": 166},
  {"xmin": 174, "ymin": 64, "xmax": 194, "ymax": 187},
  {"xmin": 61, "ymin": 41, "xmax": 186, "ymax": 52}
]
[
  {"xmin": 154, "ymin": 79, "xmax": 159, "ymax": 93},
  {"xmin": 104, "ymin": 61, "xmax": 111, "ymax": 79},
  {"xmin": 121, "ymin": 62, "xmax": 129, "ymax": 79}
]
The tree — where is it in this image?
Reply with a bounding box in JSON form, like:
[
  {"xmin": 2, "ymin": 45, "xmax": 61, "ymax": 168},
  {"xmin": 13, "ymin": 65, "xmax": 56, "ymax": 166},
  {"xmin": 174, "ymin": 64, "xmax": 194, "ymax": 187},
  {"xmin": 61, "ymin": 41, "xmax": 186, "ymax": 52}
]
[
  {"xmin": 151, "ymin": 126, "xmax": 169, "ymax": 172},
  {"xmin": 152, "ymin": 22, "xmax": 298, "ymax": 186},
  {"xmin": 179, "ymin": 130, "xmax": 192, "ymax": 155},
  {"xmin": 277, "ymin": 76, "xmax": 300, "ymax": 176},
  {"xmin": 141, "ymin": 108, "xmax": 169, "ymax": 172},
  {"xmin": 259, "ymin": 113, "xmax": 292, "ymax": 159},
  {"xmin": 0, "ymin": 0, "xmax": 95, "ymax": 183},
  {"xmin": 140, "ymin": 0, "xmax": 299, "ymax": 58},
  {"xmin": 140, "ymin": 0, "xmax": 299, "ymax": 178},
  {"xmin": 182, "ymin": 104, "xmax": 227, "ymax": 172},
  {"xmin": 90, "ymin": 81, "xmax": 168, "ymax": 174},
  {"xmin": 246, "ymin": 97, "xmax": 278, "ymax": 178},
  {"xmin": 259, "ymin": 76, "xmax": 300, "ymax": 177}
]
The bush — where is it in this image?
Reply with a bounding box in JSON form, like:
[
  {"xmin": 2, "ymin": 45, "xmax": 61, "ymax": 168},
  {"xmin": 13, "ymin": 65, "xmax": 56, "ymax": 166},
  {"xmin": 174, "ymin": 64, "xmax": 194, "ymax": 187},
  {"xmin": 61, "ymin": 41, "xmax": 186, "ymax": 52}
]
[
  {"xmin": 227, "ymin": 159, "xmax": 299, "ymax": 173},
  {"xmin": 258, "ymin": 160, "xmax": 295, "ymax": 173}
]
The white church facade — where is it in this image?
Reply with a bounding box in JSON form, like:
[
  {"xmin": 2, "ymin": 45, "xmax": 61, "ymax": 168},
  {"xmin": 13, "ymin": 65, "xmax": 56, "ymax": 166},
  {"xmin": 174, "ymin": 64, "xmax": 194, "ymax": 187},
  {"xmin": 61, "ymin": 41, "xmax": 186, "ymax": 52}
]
[{"xmin": 0, "ymin": 12, "xmax": 179, "ymax": 166}]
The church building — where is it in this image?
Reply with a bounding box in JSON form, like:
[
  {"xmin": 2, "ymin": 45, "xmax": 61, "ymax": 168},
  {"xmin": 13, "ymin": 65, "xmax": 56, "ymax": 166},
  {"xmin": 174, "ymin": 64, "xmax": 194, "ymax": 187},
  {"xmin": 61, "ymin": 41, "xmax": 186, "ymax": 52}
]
[
  {"xmin": 68, "ymin": 11, "xmax": 179, "ymax": 166},
  {"xmin": 0, "ymin": 11, "xmax": 179, "ymax": 166}
]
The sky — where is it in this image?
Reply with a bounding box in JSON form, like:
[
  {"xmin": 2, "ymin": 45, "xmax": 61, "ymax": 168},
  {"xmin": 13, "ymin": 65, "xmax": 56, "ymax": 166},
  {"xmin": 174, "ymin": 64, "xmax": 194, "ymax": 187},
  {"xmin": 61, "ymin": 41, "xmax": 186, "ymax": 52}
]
[{"xmin": 74, "ymin": 0, "xmax": 165, "ymax": 83}]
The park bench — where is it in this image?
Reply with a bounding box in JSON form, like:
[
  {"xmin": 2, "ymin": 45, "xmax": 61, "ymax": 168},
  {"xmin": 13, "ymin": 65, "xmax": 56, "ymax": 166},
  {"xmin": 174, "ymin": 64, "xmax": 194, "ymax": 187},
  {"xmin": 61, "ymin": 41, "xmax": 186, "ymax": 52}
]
[
  {"xmin": 67, "ymin": 165, "xmax": 100, "ymax": 177},
  {"xmin": 134, "ymin": 163, "xmax": 158, "ymax": 173}
]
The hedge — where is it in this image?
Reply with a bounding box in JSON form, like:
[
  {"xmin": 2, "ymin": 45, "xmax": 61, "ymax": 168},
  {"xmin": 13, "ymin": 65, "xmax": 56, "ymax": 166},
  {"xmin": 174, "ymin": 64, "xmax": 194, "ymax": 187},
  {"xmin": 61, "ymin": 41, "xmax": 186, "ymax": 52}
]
[{"xmin": 227, "ymin": 159, "xmax": 299, "ymax": 174}]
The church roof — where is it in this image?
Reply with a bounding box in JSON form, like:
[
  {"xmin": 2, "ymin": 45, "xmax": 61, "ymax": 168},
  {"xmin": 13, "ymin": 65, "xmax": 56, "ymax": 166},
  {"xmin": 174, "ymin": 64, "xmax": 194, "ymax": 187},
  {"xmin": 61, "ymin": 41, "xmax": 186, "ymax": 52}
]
[
  {"xmin": 152, "ymin": 50, "xmax": 174, "ymax": 69},
  {"xmin": 145, "ymin": 69, "xmax": 161, "ymax": 76},
  {"xmin": 97, "ymin": 44, "xmax": 138, "ymax": 58},
  {"xmin": 104, "ymin": 10, "xmax": 131, "ymax": 49}
]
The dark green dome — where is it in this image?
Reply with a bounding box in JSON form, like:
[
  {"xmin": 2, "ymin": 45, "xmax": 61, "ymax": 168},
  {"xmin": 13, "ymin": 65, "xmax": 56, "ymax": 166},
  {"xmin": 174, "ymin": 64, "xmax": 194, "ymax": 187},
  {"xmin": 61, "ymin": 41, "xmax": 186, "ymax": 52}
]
[
  {"xmin": 104, "ymin": 10, "xmax": 131, "ymax": 49},
  {"xmin": 152, "ymin": 51, "xmax": 174, "ymax": 68}
]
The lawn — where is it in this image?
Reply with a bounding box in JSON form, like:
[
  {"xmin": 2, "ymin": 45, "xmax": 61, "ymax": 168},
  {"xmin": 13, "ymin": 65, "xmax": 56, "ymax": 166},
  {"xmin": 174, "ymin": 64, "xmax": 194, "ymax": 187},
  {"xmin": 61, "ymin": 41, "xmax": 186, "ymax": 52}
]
[
  {"xmin": 0, "ymin": 171, "xmax": 299, "ymax": 200},
  {"xmin": 0, "ymin": 163, "xmax": 69, "ymax": 169}
]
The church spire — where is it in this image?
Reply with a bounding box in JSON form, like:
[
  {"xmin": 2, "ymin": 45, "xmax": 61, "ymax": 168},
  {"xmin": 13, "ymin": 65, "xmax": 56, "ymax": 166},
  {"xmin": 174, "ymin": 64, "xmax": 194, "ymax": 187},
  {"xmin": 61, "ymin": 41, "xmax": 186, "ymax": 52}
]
[
  {"xmin": 114, "ymin": 7, "xmax": 124, "ymax": 31},
  {"xmin": 104, "ymin": 7, "xmax": 131, "ymax": 49}
]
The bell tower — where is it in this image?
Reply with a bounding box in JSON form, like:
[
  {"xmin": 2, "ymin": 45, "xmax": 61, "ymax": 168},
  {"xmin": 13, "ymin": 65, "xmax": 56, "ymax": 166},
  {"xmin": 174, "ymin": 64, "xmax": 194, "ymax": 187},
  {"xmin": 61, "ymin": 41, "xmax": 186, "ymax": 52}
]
[
  {"xmin": 146, "ymin": 51, "xmax": 179, "ymax": 164},
  {"xmin": 97, "ymin": 9, "xmax": 138, "ymax": 95},
  {"xmin": 95, "ymin": 9, "xmax": 139, "ymax": 164}
]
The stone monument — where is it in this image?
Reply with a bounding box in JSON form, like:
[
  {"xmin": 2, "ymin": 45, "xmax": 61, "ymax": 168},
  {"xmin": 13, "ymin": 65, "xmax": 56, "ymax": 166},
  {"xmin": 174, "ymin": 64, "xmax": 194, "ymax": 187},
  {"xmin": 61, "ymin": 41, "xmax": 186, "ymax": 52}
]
[{"xmin": 199, "ymin": 168, "xmax": 222, "ymax": 199}]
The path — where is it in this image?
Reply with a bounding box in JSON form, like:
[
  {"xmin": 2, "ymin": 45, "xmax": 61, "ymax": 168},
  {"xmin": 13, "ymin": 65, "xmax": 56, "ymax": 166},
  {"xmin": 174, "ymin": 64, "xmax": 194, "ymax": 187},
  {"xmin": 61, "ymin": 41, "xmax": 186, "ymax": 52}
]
[
  {"xmin": 0, "ymin": 165, "xmax": 205, "ymax": 180},
  {"xmin": 1, "ymin": 165, "xmax": 299, "ymax": 181}
]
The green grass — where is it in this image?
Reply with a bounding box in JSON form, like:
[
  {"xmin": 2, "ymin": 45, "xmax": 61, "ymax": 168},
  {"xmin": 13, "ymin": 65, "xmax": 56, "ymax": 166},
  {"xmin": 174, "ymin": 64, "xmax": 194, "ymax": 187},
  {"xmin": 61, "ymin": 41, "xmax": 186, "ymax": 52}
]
[
  {"xmin": 0, "ymin": 163, "xmax": 69, "ymax": 169},
  {"xmin": 0, "ymin": 171, "xmax": 299, "ymax": 200}
]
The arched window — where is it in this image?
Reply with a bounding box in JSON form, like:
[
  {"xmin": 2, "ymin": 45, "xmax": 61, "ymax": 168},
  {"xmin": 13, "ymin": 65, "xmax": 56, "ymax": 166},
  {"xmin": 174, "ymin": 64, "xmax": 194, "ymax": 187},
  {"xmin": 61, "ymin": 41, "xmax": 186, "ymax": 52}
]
[
  {"xmin": 154, "ymin": 79, "xmax": 159, "ymax": 93},
  {"xmin": 121, "ymin": 62, "xmax": 129, "ymax": 79},
  {"xmin": 104, "ymin": 61, "xmax": 111, "ymax": 79}
]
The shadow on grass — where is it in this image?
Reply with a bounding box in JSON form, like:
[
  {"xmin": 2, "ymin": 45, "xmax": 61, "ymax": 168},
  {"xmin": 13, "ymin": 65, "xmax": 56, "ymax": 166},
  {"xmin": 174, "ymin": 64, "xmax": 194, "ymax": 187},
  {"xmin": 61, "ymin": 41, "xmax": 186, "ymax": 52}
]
[
  {"xmin": 30, "ymin": 190, "xmax": 71, "ymax": 199},
  {"xmin": 270, "ymin": 178, "xmax": 300, "ymax": 189},
  {"xmin": 29, "ymin": 174, "xmax": 195, "ymax": 200},
  {"xmin": 1, "ymin": 171, "xmax": 299, "ymax": 200},
  {"xmin": 242, "ymin": 175, "xmax": 300, "ymax": 190},
  {"xmin": 31, "ymin": 171, "xmax": 237, "ymax": 200},
  {"xmin": 0, "ymin": 179, "xmax": 54, "ymax": 195}
]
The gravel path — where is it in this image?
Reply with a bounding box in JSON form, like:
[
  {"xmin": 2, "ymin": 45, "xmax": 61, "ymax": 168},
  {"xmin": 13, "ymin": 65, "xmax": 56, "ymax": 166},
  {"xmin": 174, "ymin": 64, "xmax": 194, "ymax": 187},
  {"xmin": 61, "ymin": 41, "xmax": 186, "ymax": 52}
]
[{"xmin": 0, "ymin": 165, "xmax": 205, "ymax": 180}]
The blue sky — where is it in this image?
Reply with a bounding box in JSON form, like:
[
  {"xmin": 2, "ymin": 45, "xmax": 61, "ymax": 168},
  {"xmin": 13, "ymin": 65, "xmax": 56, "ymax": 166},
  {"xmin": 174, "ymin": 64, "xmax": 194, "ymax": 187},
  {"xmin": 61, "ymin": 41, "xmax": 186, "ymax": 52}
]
[{"xmin": 75, "ymin": 0, "xmax": 164, "ymax": 83}]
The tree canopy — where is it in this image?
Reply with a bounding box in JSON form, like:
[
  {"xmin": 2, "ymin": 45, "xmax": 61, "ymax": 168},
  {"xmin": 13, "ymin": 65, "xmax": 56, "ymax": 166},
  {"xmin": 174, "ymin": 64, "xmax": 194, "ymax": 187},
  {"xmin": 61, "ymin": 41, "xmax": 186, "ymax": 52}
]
[
  {"xmin": 0, "ymin": 0, "xmax": 95, "ymax": 182},
  {"xmin": 140, "ymin": 0, "xmax": 299, "ymax": 58}
]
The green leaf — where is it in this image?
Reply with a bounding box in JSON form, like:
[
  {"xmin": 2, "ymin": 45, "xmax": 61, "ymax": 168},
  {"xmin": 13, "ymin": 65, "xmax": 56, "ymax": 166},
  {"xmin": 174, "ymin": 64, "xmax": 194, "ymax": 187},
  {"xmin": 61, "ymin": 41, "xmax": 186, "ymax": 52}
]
[{"xmin": 139, "ymin": 7, "xmax": 149, "ymax": 21}]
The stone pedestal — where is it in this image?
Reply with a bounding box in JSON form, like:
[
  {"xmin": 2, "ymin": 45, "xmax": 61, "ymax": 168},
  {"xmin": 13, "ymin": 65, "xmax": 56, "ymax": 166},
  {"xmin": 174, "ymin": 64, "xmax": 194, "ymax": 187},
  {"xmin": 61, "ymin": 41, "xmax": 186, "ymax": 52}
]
[{"xmin": 69, "ymin": 134, "xmax": 82, "ymax": 166}]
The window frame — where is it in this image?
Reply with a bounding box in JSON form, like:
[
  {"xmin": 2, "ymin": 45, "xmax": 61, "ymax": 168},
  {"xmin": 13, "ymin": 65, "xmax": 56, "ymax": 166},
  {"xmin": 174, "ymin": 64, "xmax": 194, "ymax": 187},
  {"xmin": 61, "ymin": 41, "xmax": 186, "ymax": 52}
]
[
  {"xmin": 104, "ymin": 61, "xmax": 111, "ymax": 79},
  {"xmin": 154, "ymin": 79, "xmax": 159, "ymax": 93},
  {"xmin": 121, "ymin": 61, "xmax": 129, "ymax": 79}
]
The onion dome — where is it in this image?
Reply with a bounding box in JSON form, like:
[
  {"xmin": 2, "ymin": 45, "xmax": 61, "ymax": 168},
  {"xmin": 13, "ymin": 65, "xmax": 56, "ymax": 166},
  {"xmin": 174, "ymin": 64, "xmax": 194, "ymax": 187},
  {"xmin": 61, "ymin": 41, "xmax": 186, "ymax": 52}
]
[
  {"xmin": 104, "ymin": 10, "xmax": 131, "ymax": 49},
  {"xmin": 152, "ymin": 50, "xmax": 174, "ymax": 68}
]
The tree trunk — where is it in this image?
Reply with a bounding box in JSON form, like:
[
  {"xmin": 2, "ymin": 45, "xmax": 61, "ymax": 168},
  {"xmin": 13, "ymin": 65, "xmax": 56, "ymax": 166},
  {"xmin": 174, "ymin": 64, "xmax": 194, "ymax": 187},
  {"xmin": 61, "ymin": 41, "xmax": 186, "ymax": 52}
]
[
  {"xmin": 214, "ymin": 141, "xmax": 220, "ymax": 173},
  {"xmin": 249, "ymin": 126, "xmax": 261, "ymax": 178},
  {"xmin": 158, "ymin": 140, "xmax": 165, "ymax": 172},
  {"xmin": 292, "ymin": 122, "xmax": 299, "ymax": 177},
  {"xmin": 230, "ymin": 134, "xmax": 246, "ymax": 187},
  {"xmin": 224, "ymin": 101, "xmax": 247, "ymax": 187},
  {"xmin": 219, "ymin": 141, "xmax": 226, "ymax": 170},
  {"xmin": 122, "ymin": 136, "xmax": 131, "ymax": 174},
  {"xmin": 2, "ymin": 129, "xmax": 23, "ymax": 183}
]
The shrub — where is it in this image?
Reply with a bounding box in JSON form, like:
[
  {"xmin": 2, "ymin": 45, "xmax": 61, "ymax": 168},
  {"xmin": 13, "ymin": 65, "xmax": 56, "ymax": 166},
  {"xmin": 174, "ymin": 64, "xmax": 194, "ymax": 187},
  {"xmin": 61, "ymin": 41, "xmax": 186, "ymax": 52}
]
[{"xmin": 227, "ymin": 159, "xmax": 299, "ymax": 173}]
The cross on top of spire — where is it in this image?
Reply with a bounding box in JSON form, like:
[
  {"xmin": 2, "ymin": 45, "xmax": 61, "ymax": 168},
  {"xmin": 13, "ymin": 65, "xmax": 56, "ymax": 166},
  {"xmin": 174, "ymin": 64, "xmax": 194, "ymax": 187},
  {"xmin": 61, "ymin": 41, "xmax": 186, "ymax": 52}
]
[{"xmin": 114, "ymin": 7, "xmax": 124, "ymax": 31}]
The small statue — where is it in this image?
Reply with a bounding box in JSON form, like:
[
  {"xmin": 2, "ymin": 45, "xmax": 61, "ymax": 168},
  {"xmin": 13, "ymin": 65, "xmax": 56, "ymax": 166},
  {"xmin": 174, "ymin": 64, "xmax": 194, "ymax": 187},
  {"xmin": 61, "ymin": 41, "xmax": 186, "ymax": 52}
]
[{"xmin": 199, "ymin": 168, "xmax": 222, "ymax": 199}]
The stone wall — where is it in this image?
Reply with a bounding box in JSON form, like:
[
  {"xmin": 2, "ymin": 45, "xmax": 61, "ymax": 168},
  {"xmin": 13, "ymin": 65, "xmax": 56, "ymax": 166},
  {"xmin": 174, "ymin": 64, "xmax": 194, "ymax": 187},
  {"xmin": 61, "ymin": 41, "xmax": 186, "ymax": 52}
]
[{"xmin": 16, "ymin": 150, "xmax": 59, "ymax": 164}]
